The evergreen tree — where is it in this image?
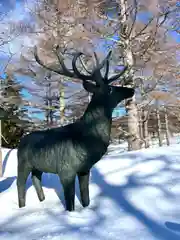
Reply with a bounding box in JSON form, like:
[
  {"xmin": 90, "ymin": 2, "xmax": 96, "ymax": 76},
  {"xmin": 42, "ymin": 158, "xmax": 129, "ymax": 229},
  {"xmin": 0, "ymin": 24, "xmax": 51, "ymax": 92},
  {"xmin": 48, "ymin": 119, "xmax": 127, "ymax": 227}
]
[{"xmin": 1, "ymin": 73, "xmax": 28, "ymax": 148}]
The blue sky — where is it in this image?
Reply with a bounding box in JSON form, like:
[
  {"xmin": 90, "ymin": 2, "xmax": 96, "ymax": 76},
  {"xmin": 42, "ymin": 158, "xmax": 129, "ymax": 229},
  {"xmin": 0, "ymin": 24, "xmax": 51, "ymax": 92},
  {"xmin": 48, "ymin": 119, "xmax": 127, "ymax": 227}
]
[
  {"xmin": 0, "ymin": 0, "xmax": 45, "ymax": 119},
  {"xmin": 0, "ymin": 0, "xmax": 24, "ymax": 18}
]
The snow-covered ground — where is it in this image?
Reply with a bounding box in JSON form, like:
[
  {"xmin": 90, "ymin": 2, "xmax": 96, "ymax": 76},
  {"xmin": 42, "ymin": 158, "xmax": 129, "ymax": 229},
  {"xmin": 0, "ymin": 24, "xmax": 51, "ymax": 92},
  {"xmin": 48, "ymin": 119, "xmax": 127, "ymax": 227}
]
[{"xmin": 1, "ymin": 144, "xmax": 180, "ymax": 240}]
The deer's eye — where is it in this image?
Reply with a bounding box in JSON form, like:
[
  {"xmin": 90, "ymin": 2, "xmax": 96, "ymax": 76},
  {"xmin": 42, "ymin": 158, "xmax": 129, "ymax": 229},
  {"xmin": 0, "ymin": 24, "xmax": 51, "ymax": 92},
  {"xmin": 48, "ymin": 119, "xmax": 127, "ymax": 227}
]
[{"xmin": 108, "ymin": 86, "xmax": 113, "ymax": 94}]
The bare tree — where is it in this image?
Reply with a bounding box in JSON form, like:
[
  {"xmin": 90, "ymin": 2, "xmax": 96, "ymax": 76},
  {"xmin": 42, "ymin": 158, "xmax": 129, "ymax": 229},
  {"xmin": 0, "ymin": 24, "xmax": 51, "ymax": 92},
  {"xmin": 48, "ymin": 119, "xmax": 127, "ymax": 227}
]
[
  {"xmin": 6, "ymin": 0, "xmax": 179, "ymax": 150},
  {"xmin": 107, "ymin": 0, "xmax": 179, "ymax": 150},
  {"xmin": 164, "ymin": 106, "xmax": 170, "ymax": 145}
]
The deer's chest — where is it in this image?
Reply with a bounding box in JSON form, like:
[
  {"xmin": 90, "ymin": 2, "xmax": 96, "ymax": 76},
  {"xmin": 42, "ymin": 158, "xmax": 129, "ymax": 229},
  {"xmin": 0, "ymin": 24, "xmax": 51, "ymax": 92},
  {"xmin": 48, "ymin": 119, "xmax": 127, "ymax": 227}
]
[
  {"xmin": 74, "ymin": 120, "xmax": 111, "ymax": 170},
  {"xmin": 82, "ymin": 138, "xmax": 109, "ymax": 166}
]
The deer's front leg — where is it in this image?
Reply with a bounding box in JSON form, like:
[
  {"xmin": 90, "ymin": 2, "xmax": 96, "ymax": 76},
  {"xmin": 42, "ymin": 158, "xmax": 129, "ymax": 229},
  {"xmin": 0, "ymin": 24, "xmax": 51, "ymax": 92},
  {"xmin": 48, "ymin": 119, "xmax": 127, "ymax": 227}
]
[
  {"xmin": 78, "ymin": 171, "xmax": 90, "ymax": 207},
  {"xmin": 59, "ymin": 172, "xmax": 76, "ymax": 211}
]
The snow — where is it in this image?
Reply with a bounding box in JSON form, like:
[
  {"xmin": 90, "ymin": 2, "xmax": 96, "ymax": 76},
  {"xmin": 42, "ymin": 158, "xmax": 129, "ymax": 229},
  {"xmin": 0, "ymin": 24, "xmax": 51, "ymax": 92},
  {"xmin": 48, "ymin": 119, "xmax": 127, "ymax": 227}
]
[{"xmin": 1, "ymin": 144, "xmax": 180, "ymax": 239}]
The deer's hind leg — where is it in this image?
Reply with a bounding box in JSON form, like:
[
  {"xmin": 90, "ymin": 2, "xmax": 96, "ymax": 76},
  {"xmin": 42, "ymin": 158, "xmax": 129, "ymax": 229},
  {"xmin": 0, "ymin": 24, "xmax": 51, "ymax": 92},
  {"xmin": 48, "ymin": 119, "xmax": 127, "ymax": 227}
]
[
  {"xmin": 59, "ymin": 171, "xmax": 76, "ymax": 211},
  {"xmin": 17, "ymin": 160, "xmax": 31, "ymax": 208},
  {"xmin": 31, "ymin": 169, "xmax": 45, "ymax": 202},
  {"xmin": 78, "ymin": 171, "xmax": 90, "ymax": 207}
]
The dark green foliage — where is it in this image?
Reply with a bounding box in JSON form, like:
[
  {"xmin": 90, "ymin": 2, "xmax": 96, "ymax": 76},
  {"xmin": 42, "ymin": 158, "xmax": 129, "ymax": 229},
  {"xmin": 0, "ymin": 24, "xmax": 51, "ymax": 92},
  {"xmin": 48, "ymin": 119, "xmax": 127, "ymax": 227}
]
[
  {"xmin": 1, "ymin": 73, "xmax": 26, "ymax": 148},
  {"xmin": 1, "ymin": 117, "xmax": 24, "ymax": 149}
]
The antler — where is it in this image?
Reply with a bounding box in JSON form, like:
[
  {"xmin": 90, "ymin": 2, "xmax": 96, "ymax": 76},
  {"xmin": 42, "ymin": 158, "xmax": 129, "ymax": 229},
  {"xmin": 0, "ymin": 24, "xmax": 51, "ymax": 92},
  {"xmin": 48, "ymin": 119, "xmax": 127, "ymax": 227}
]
[
  {"xmin": 91, "ymin": 50, "xmax": 128, "ymax": 85},
  {"xmin": 72, "ymin": 51, "xmax": 116, "ymax": 87},
  {"xmin": 34, "ymin": 46, "xmax": 76, "ymax": 78},
  {"xmin": 34, "ymin": 45, "xmax": 128, "ymax": 86},
  {"xmin": 34, "ymin": 46, "xmax": 108, "ymax": 86},
  {"xmin": 107, "ymin": 65, "xmax": 128, "ymax": 84}
]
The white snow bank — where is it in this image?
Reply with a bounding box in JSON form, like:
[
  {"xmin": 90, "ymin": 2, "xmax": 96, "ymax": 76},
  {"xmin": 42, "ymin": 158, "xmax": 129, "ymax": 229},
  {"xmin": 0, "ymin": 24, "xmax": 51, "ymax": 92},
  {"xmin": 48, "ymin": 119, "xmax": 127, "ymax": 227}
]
[{"xmin": 0, "ymin": 144, "xmax": 180, "ymax": 240}]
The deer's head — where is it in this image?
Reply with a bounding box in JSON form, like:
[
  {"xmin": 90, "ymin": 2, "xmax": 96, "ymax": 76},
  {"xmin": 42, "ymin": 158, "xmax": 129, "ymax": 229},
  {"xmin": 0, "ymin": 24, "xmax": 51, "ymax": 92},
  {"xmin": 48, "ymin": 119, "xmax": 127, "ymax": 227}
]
[{"xmin": 34, "ymin": 46, "xmax": 134, "ymax": 109}]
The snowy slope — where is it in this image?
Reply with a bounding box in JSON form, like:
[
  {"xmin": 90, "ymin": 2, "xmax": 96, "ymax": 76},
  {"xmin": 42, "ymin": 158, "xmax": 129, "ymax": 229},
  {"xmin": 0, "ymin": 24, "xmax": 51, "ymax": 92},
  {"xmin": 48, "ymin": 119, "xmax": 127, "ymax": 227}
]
[{"xmin": 1, "ymin": 144, "xmax": 180, "ymax": 240}]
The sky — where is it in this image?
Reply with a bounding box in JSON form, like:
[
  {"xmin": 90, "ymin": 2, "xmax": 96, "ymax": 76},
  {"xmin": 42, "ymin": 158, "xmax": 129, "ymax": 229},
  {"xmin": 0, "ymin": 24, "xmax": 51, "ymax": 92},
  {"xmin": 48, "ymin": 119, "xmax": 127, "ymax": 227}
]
[
  {"xmin": 0, "ymin": 0, "xmax": 25, "ymax": 18},
  {"xmin": 0, "ymin": 0, "xmax": 179, "ymax": 120},
  {"xmin": 0, "ymin": 0, "xmax": 45, "ymax": 119}
]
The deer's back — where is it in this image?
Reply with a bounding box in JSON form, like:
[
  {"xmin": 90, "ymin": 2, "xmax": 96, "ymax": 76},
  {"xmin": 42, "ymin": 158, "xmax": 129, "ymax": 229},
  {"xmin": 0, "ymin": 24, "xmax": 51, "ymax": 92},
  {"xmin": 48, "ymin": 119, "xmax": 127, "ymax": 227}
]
[{"xmin": 18, "ymin": 121, "xmax": 109, "ymax": 173}]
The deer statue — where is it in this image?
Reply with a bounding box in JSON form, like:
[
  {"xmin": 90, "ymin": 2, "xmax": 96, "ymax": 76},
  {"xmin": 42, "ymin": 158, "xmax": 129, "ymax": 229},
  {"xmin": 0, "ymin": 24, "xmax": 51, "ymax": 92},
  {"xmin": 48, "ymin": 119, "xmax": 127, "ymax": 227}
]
[{"xmin": 17, "ymin": 46, "xmax": 134, "ymax": 211}]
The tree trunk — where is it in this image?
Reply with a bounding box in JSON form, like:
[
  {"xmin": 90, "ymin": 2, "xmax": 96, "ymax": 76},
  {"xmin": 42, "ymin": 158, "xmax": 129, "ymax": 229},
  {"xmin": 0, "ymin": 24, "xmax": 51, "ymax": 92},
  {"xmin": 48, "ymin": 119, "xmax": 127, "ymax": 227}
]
[
  {"xmin": 0, "ymin": 120, "xmax": 2, "ymax": 177},
  {"xmin": 59, "ymin": 80, "xmax": 65, "ymax": 126},
  {"xmin": 143, "ymin": 120, "xmax": 149, "ymax": 148},
  {"xmin": 143, "ymin": 109, "xmax": 150, "ymax": 148},
  {"xmin": 156, "ymin": 108, "xmax": 163, "ymax": 146},
  {"xmin": 45, "ymin": 92, "xmax": 49, "ymax": 126},
  {"xmin": 119, "ymin": 0, "xmax": 140, "ymax": 151},
  {"xmin": 139, "ymin": 108, "xmax": 149, "ymax": 149},
  {"xmin": 0, "ymin": 76, "xmax": 2, "ymax": 176},
  {"xmin": 139, "ymin": 109, "xmax": 143, "ymax": 140},
  {"xmin": 49, "ymin": 98, "xmax": 53, "ymax": 126},
  {"xmin": 138, "ymin": 108, "xmax": 144, "ymax": 148},
  {"xmin": 126, "ymin": 97, "xmax": 141, "ymax": 150},
  {"xmin": 164, "ymin": 107, "xmax": 170, "ymax": 146}
]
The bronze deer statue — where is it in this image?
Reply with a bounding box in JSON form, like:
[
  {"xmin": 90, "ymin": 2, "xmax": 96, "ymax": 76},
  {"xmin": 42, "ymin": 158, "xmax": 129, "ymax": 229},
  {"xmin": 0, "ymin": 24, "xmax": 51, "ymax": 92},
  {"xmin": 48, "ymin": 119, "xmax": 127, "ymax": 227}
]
[{"xmin": 17, "ymin": 46, "xmax": 134, "ymax": 211}]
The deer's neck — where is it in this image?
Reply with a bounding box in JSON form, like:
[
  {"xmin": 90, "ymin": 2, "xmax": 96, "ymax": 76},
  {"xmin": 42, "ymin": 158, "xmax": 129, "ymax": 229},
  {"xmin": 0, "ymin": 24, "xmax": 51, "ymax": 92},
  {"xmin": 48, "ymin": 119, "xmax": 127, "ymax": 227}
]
[{"xmin": 80, "ymin": 95, "xmax": 113, "ymax": 144}]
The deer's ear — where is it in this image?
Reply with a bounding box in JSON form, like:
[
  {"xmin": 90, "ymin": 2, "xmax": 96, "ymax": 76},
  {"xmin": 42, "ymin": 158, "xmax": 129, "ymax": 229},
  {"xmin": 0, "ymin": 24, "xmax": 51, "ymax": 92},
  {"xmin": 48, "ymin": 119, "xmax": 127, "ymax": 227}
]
[{"xmin": 83, "ymin": 81, "xmax": 98, "ymax": 93}]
